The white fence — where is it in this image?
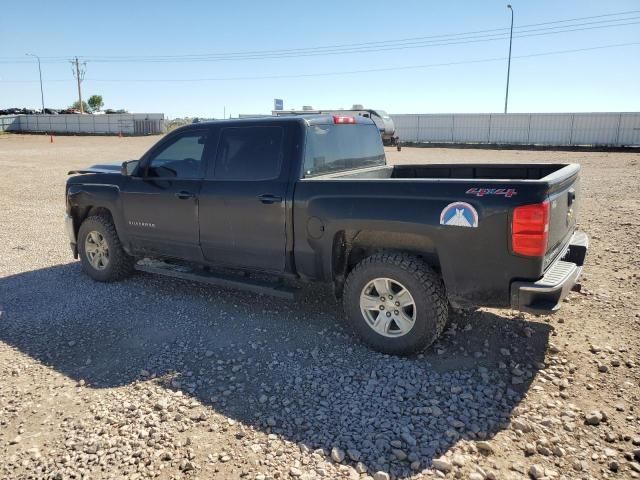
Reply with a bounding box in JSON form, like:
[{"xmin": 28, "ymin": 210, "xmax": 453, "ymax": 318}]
[
  {"xmin": 0, "ymin": 115, "xmax": 20, "ymax": 132},
  {"xmin": 391, "ymin": 112, "xmax": 640, "ymax": 147},
  {"xmin": 0, "ymin": 113, "xmax": 165, "ymax": 135}
]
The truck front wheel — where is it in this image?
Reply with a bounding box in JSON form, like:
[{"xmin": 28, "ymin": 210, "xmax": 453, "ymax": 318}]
[
  {"xmin": 77, "ymin": 215, "xmax": 135, "ymax": 282},
  {"xmin": 343, "ymin": 252, "xmax": 448, "ymax": 355}
]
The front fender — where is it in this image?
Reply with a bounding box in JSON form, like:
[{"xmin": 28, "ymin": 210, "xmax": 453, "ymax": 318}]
[{"xmin": 66, "ymin": 182, "xmax": 127, "ymax": 248}]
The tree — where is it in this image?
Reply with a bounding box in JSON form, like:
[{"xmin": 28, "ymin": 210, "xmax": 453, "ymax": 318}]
[
  {"xmin": 70, "ymin": 100, "xmax": 90, "ymax": 112},
  {"xmin": 87, "ymin": 94, "xmax": 104, "ymax": 112}
]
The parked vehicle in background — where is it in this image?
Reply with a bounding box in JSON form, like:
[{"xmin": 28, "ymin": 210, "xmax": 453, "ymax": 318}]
[
  {"xmin": 0, "ymin": 107, "xmax": 40, "ymax": 115},
  {"xmin": 65, "ymin": 114, "xmax": 587, "ymax": 355},
  {"xmin": 273, "ymin": 105, "xmax": 397, "ymax": 145}
]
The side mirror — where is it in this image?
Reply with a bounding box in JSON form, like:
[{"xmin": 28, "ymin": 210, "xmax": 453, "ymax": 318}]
[{"xmin": 121, "ymin": 160, "xmax": 140, "ymax": 176}]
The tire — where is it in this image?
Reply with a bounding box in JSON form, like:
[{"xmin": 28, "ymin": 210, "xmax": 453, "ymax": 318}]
[
  {"xmin": 343, "ymin": 252, "xmax": 448, "ymax": 355},
  {"xmin": 77, "ymin": 215, "xmax": 135, "ymax": 282}
]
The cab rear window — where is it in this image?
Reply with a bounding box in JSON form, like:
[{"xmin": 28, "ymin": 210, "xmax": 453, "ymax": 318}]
[{"xmin": 303, "ymin": 124, "xmax": 386, "ymax": 178}]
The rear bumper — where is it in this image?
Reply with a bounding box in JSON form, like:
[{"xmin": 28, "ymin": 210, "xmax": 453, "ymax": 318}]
[{"xmin": 510, "ymin": 230, "xmax": 588, "ymax": 314}]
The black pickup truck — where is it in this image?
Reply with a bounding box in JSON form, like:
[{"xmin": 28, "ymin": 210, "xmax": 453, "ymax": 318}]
[{"xmin": 66, "ymin": 115, "xmax": 588, "ymax": 354}]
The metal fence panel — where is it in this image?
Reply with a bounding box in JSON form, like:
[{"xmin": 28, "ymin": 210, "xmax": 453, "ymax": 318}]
[
  {"xmin": 134, "ymin": 119, "xmax": 163, "ymax": 135},
  {"xmin": 528, "ymin": 114, "xmax": 573, "ymax": 145},
  {"xmin": 24, "ymin": 115, "xmax": 37, "ymax": 130},
  {"xmin": 0, "ymin": 115, "xmax": 21, "ymax": 132},
  {"xmin": 67, "ymin": 115, "xmax": 81, "ymax": 133},
  {"xmin": 132, "ymin": 113, "xmax": 164, "ymax": 121},
  {"xmin": 0, "ymin": 113, "xmax": 163, "ymax": 135},
  {"xmin": 452, "ymin": 114, "xmax": 491, "ymax": 143},
  {"xmin": 570, "ymin": 113, "xmax": 620, "ymax": 145},
  {"xmin": 50, "ymin": 116, "xmax": 67, "ymax": 130},
  {"xmin": 489, "ymin": 114, "xmax": 530, "ymax": 144},
  {"xmin": 78, "ymin": 115, "xmax": 95, "ymax": 132},
  {"xmin": 391, "ymin": 114, "xmax": 421, "ymax": 142},
  {"xmin": 93, "ymin": 116, "xmax": 110, "ymax": 134},
  {"xmin": 3, "ymin": 112, "xmax": 638, "ymax": 145},
  {"xmin": 618, "ymin": 113, "xmax": 640, "ymax": 146},
  {"xmin": 114, "ymin": 115, "xmax": 135, "ymax": 135},
  {"xmin": 109, "ymin": 118, "xmax": 120, "ymax": 134},
  {"xmin": 389, "ymin": 112, "xmax": 640, "ymax": 146},
  {"xmin": 418, "ymin": 114, "xmax": 454, "ymax": 142}
]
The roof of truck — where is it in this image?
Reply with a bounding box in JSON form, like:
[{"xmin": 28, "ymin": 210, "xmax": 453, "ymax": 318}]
[{"xmin": 180, "ymin": 114, "xmax": 375, "ymax": 131}]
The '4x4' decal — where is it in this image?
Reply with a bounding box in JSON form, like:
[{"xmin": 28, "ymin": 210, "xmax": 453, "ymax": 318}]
[{"xmin": 466, "ymin": 187, "xmax": 517, "ymax": 198}]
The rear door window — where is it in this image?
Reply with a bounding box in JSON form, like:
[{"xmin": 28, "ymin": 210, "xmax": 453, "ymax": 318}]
[
  {"xmin": 303, "ymin": 124, "xmax": 386, "ymax": 177},
  {"xmin": 214, "ymin": 126, "xmax": 283, "ymax": 180}
]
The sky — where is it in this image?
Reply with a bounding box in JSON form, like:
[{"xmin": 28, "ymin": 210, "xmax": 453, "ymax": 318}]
[{"xmin": 1, "ymin": 0, "xmax": 639, "ymax": 118}]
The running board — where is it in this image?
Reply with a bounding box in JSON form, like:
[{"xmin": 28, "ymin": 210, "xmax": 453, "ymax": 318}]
[{"xmin": 134, "ymin": 263, "xmax": 298, "ymax": 300}]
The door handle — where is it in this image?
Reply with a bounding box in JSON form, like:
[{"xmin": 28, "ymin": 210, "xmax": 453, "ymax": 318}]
[
  {"xmin": 257, "ymin": 194, "xmax": 282, "ymax": 204},
  {"xmin": 175, "ymin": 190, "xmax": 196, "ymax": 200}
]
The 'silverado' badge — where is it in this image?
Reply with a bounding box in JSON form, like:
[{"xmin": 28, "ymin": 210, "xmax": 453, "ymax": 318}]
[{"xmin": 439, "ymin": 202, "xmax": 479, "ymax": 228}]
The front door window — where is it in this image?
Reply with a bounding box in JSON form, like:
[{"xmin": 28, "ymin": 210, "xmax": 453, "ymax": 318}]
[{"xmin": 146, "ymin": 132, "xmax": 207, "ymax": 179}]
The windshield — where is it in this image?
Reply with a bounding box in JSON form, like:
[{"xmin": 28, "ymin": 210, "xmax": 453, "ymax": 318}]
[
  {"xmin": 303, "ymin": 123, "xmax": 386, "ymax": 178},
  {"xmin": 374, "ymin": 110, "xmax": 391, "ymax": 119}
]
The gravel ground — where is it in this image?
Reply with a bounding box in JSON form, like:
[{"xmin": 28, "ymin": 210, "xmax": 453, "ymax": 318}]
[{"xmin": 0, "ymin": 134, "xmax": 639, "ymax": 480}]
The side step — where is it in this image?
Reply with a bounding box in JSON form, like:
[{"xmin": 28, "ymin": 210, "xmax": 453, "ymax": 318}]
[{"xmin": 134, "ymin": 263, "xmax": 298, "ymax": 300}]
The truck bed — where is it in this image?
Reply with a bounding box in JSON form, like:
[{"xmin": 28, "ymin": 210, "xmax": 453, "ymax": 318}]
[
  {"xmin": 390, "ymin": 164, "xmax": 566, "ymax": 180},
  {"xmin": 317, "ymin": 163, "xmax": 574, "ymax": 182},
  {"xmin": 295, "ymin": 162, "xmax": 580, "ymax": 307}
]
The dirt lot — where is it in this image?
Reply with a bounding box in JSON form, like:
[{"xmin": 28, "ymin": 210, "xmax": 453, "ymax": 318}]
[{"xmin": 1, "ymin": 134, "xmax": 639, "ymax": 480}]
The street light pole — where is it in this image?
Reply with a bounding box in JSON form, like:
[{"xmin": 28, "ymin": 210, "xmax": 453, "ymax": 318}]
[
  {"xmin": 504, "ymin": 4, "xmax": 514, "ymax": 114},
  {"xmin": 26, "ymin": 53, "xmax": 45, "ymax": 113}
]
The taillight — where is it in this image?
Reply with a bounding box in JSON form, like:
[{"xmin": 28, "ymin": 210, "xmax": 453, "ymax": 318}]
[
  {"xmin": 512, "ymin": 201, "xmax": 550, "ymax": 257},
  {"xmin": 333, "ymin": 115, "xmax": 356, "ymax": 124}
]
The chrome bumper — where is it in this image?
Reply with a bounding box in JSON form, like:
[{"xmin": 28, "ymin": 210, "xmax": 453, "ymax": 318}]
[{"xmin": 510, "ymin": 231, "xmax": 588, "ymax": 314}]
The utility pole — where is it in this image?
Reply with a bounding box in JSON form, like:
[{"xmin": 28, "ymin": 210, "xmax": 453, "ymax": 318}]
[
  {"xmin": 504, "ymin": 4, "xmax": 514, "ymax": 114},
  {"xmin": 71, "ymin": 57, "xmax": 86, "ymax": 113},
  {"xmin": 25, "ymin": 53, "xmax": 45, "ymax": 112}
]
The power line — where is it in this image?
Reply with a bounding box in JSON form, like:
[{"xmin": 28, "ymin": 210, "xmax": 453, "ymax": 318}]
[
  {"xmin": 90, "ymin": 42, "xmax": 640, "ymax": 81},
  {"xmin": 3, "ymin": 42, "xmax": 636, "ymax": 83},
  {"xmin": 80, "ymin": 18, "xmax": 640, "ymax": 63},
  {"xmin": 0, "ymin": 9, "xmax": 638, "ymax": 64},
  {"xmin": 6, "ymin": 18, "xmax": 638, "ymax": 65},
  {"xmin": 61, "ymin": 11, "xmax": 640, "ymax": 61},
  {"xmin": 100, "ymin": 9, "xmax": 640, "ymax": 59}
]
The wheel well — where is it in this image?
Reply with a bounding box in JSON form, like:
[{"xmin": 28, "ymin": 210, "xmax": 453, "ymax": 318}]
[
  {"xmin": 332, "ymin": 230, "xmax": 441, "ymax": 297},
  {"xmin": 71, "ymin": 206, "xmax": 113, "ymax": 237},
  {"xmin": 87, "ymin": 206, "xmax": 113, "ymax": 222}
]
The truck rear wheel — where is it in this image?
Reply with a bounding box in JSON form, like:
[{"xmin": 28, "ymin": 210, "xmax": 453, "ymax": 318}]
[
  {"xmin": 343, "ymin": 252, "xmax": 448, "ymax": 355},
  {"xmin": 77, "ymin": 215, "xmax": 135, "ymax": 282}
]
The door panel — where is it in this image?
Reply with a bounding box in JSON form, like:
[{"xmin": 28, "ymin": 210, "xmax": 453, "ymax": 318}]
[
  {"xmin": 122, "ymin": 178, "xmax": 203, "ymax": 261},
  {"xmin": 121, "ymin": 129, "xmax": 210, "ymax": 261},
  {"xmin": 199, "ymin": 123, "xmax": 291, "ymax": 272},
  {"xmin": 199, "ymin": 179, "xmax": 288, "ymax": 271}
]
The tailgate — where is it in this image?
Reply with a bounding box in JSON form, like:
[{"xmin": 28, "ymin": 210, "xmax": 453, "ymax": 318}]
[{"xmin": 544, "ymin": 167, "xmax": 580, "ymax": 267}]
